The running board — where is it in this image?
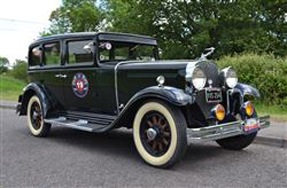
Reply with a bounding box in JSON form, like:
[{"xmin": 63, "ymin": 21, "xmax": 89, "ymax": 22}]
[{"xmin": 44, "ymin": 116, "xmax": 114, "ymax": 132}]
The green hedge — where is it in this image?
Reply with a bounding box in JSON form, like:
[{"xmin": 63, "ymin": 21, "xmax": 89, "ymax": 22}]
[{"xmin": 218, "ymin": 53, "xmax": 287, "ymax": 106}]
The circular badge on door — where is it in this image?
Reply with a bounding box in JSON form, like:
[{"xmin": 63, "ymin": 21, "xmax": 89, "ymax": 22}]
[{"xmin": 72, "ymin": 73, "xmax": 89, "ymax": 98}]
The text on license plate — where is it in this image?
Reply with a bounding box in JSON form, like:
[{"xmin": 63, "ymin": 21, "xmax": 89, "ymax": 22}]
[{"xmin": 205, "ymin": 89, "xmax": 222, "ymax": 103}]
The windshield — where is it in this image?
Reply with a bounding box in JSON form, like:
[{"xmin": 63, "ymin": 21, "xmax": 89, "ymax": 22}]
[{"xmin": 98, "ymin": 41, "xmax": 158, "ymax": 63}]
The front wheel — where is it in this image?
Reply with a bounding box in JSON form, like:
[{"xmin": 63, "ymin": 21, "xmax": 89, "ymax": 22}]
[
  {"xmin": 216, "ymin": 115, "xmax": 257, "ymax": 150},
  {"xmin": 216, "ymin": 132, "xmax": 257, "ymax": 150},
  {"xmin": 27, "ymin": 95, "xmax": 51, "ymax": 137},
  {"xmin": 133, "ymin": 100, "xmax": 187, "ymax": 168}
]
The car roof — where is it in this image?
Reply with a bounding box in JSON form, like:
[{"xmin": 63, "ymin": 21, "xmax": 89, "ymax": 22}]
[{"xmin": 30, "ymin": 32, "xmax": 157, "ymax": 47}]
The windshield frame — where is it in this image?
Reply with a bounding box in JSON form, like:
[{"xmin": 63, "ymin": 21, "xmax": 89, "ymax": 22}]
[
  {"xmin": 97, "ymin": 41, "xmax": 159, "ymax": 64},
  {"xmin": 95, "ymin": 33, "xmax": 159, "ymax": 66}
]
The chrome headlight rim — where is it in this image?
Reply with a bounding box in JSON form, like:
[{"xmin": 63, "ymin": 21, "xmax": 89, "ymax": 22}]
[{"xmin": 191, "ymin": 67, "xmax": 207, "ymax": 91}]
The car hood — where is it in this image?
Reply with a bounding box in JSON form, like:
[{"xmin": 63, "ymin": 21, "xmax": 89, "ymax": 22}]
[
  {"xmin": 116, "ymin": 60, "xmax": 194, "ymax": 71},
  {"xmin": 116, "ymin": 60, "xmax": 219, "ymax": 85}
]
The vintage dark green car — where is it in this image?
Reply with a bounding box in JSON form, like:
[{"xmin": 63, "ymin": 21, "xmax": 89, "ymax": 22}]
[{"xmin": 17, "ymin": 32, "xmax": 270, "ymax": 168}]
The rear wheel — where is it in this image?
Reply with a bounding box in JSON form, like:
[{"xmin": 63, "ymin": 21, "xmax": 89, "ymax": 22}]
[
  {"xmin": 133, "ymin": 100, "xmax": 187, "ymax": 168},
  {"xmin": 27, "ymin": 95, "xmax": 51, "ymax": 137}
]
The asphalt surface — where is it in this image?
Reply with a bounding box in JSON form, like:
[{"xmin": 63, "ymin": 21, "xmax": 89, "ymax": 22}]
[{"xmin": 1, "ymin": 108, "xmax": 287, "ymax": 188}]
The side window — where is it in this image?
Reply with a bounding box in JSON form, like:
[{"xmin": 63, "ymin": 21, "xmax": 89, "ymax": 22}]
[
  {"xmin": 114, "ymin": 47, "xmax": 129, "ymax": 60},
  {"xmin": 30, "ymin": 45, "xmax": 42, "ymax": 67},
  {"xmin": 67, "ymin": 40, "xmax": 93, "ymax": 64},
  {"xmin": 99, "ymin": 42, "xmax": 129, "ymax": 62},
  {"xmin": 44, "ymin": 42, "xmax": 61, "ymax": 66}
]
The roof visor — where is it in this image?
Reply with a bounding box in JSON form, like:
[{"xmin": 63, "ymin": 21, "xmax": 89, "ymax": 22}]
[{"xmin": 98, "ymin": 33, "xmax": 157, "ymax": 46}]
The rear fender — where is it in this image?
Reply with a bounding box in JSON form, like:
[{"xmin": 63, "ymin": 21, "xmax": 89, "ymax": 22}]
[{"xmin": 18, "ymin": 83, "xmax": 51, "ymax": 117}]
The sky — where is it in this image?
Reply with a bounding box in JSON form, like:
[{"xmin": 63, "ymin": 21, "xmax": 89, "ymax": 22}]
[{"xmin": 0, "ymin": 0, "xmax": 62, "ymax": 66}]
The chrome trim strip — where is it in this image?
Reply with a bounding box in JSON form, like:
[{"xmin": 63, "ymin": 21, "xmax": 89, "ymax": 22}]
[
  {"xmin": 226, "ymin": 89, "xmax": 232, "ymax": 113},
  {"xmin": 258, "ymin": 115, "xmax": 271, "ymax": 129},
  {"xmin": 114, "ymin": 61, "xmax": 143, "ymax": 114}
]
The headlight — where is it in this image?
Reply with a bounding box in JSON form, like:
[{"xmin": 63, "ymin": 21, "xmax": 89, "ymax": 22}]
[
  {"xmin": 245, "ymin": 101, "xmax": 254, "ymax": 117},
  {"xmin": 211, "ymin": 104, "xmax": 226, "ymax": 121},
  {"xmin": 219, "ymin": 67, "xmax": 238, "ymax": 88},
  {"xmin": 215, "ymin": 104, "xmax": 226, "ymax": 121},
  {"xmin": 192, "ymin": 67, "xmax": 207, "ymax": 90}
]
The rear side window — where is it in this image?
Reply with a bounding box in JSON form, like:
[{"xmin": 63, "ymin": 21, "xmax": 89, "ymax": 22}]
[
  {"xmin": 30, "ymin": 46, "xmax": 42, "ymax": 67},
  {"xmin": 44, "ymin": 42, "xmax": 61, "ymax": 66},
  {"xmin": 67, "ymin": 40, "xmax": 93, "ymax": 64}
]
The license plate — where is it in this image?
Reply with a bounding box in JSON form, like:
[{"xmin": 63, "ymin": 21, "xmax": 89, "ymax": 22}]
[
  {"xmin": 244, "ymin": 118, "xmax": 258, "ymax": 133},
  {"xmin": 205, "ymin": 88, "xmax": 222, "ymax": 103}
]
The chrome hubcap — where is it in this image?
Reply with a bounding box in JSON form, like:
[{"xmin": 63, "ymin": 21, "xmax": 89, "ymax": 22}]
[{"xmin": 147, "ymin": 128, "xmax": 157, "ymax": 141}]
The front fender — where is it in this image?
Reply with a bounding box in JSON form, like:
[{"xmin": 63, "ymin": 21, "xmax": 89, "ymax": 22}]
[
  {"xmin": 232, "ymin": 83, "xmax": 260, "ymax": 100},
  {"xmin": 129, "ymin": 86, "xmax": 194, "ymax": 107},
  {"xmin": 110, "ymin": 86, "xmax": 193, "ymax": 129},
  {"xmin": 18, "ymin": 83, "xmax": 51, "ymax": 117}
]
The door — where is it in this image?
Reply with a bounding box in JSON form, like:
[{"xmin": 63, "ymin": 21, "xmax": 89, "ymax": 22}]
[
  {"xmin": 41, "ymin": 41, "xmax": 66, "ymax": 110},
  {"xmin": 62, "ymin": 39, "xmax": 104, "ymax": 113}
]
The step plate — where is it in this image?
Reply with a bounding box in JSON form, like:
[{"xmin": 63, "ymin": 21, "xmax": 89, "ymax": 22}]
[{"xmin": 44, "ymin": 117, "xmax": 108, "ymax": 132}]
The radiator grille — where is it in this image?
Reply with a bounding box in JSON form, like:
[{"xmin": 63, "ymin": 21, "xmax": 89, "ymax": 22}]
[{"xmin": 197, "ymin": 61, "xmax": 220, "ymax": 87}]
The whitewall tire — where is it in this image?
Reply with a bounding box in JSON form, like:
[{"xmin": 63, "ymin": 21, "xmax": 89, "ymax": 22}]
[
  {"xmin": 27, "ymin": 95, "xmax": 51, "ymax": 137},
  {"xmin": 133, "ymin": 100, "xmax": 187, "ymax": 168}
]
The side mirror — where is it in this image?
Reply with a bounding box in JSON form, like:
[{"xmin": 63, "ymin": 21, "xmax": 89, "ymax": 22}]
[
  {"xmin": 83, "ymin": 42, "xmax": 94, "ymax": 53},
  {"xmin": 158, "ymin": 48, "xmax": 163, "ymax": 58},
  {"xmin": 158, "ymin": 48, "xmax": 163, "ymax": 55}
]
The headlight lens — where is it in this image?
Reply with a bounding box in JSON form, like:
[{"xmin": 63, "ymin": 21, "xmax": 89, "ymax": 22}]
[
  {"xmin": 219, "ymin": 67, "xmax": 238, "ymax": 88},
  {"xmin": 226, "ymin": 69, "xmax": 238, "ymax": 88},
  {"xmin": 192, "ymin": 68, "xmax": 207, "ymax": 90}
]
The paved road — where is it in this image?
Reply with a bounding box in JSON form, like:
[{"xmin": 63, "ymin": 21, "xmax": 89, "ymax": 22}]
[{"xmin": 1, "ymin": 109, "xmax": 286, "ymax": 188}]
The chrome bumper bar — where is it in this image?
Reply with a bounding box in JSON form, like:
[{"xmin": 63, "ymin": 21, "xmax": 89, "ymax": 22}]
[{"xmin": 187, "ymin": 115, "xmax": 270, "ymax": 142}]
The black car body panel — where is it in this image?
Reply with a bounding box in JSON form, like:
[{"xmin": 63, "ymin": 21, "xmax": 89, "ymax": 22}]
[{"xmin": 116, "ymin": 61, "xmax": 188, "ymax": 108}]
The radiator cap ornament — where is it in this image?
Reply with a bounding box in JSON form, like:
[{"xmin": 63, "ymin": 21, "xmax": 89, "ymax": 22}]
[{"xmin": 200, "ymin": 47, "xmax": 215, "ymax": 61}]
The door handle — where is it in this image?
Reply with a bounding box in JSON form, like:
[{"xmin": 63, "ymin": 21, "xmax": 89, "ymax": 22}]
[{"xmin": 55, "ymin": 74, "xmax": 67, "ymax": 78}]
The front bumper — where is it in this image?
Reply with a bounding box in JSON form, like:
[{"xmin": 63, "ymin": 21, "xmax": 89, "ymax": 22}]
[{"xmin": 187, "ymin": 115, "xmax": 270, "ymax": 142}]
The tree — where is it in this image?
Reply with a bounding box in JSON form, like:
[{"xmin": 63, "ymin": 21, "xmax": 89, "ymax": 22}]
[
  {"xmin": 0, "ymin": 56, "xmax": 9, "ymax": 73},
  {"xmin": 256, "ymin": 0, "xmax": 287, "ymax": 56},
  {"xmin": 44, "ymin": 0, "xmax": 287, "ymax": 58},
  {"xmin": 103, "ymin": 0, "xmax": 287, "ymax": 58},
  {"xmin": 43, "ymin": 0, "xmax": 103, "ymax": 35}
]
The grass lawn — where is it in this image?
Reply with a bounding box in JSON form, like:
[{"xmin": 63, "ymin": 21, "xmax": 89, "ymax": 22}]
[
  {"xmin": 255, "ymin": 103, "xmax": 287, "ymax": 122},
  {"xmin": 0, "ymin": 75, "xmax": 26, "ymax": 101}
]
